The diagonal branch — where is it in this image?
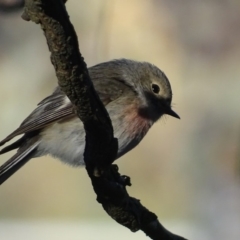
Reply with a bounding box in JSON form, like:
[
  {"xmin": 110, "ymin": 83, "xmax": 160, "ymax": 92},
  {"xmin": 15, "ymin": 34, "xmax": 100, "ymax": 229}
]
[{"xmin": 22, "ymin": 0, "xmax": 187, "ymax": 239}]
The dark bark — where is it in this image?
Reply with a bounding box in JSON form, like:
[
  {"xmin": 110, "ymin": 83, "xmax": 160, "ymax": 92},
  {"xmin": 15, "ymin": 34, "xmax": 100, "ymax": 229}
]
[{"xmin": 22, "ymin": 1, "xmax": 187, "ymax": 239}]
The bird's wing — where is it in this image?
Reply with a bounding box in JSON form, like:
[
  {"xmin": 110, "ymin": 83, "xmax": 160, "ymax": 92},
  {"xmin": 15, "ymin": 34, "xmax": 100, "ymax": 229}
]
[
  {"xmin": 0, "ymin": 79, "xmax": 129, "ymax": 147},
  {"xmin": 0, "ymin": 87, "xmax": 72, "ymax": 146}
]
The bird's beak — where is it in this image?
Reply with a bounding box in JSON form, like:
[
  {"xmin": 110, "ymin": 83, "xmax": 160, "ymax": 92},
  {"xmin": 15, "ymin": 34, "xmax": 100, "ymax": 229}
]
[{"xmin": 165, "ymin": 107, "xmax": 180, "ymax": 119}]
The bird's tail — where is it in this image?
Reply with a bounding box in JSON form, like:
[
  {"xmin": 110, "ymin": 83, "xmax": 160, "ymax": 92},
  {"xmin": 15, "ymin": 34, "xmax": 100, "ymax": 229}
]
[{"xmin": 0, "ymin": 141, "xmax": 39, "ymax": 185}]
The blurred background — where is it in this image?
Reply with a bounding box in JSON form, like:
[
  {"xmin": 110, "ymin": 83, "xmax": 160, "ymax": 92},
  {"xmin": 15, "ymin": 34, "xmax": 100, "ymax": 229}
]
[{"xmin": 0, "ymin": 0, "xmax": 240, "ymax": 239}]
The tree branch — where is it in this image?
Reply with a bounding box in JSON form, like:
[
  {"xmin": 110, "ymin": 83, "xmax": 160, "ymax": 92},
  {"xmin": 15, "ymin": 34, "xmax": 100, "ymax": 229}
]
[{"xmin": 22, "ymin": 1, "xmax": 187, "ymax": 239}]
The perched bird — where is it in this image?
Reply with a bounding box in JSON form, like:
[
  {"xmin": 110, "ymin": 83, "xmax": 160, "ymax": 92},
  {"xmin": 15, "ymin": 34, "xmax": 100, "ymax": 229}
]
[{"xmin": 0, "ymin": 59, "xmax": 179, "ymax": 184}]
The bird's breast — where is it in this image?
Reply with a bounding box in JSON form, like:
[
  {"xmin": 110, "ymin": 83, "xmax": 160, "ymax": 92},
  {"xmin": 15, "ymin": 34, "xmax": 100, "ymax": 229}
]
[{"xmin": 109, "ymin": 103, "xmax": 153, "ymax": 158}]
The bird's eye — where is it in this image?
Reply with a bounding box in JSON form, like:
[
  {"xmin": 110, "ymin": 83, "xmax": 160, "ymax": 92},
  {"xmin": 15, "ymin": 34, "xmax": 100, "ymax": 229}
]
[{"xmin": 151, "ymin": 83, "xmax": 160, "ymax": 94}]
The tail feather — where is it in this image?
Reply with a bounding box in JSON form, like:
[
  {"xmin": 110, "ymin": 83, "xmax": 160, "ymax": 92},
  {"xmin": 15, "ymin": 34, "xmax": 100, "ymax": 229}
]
[
  {"xmin": 0, "ymin": 136, "xmax": 25, "ymax": 155},
  {"xmin": 0, "ymin": 141, "xmax": 39, "ymax": 185},
  {"xmin": 0, "ymin": 132, "xmax": 17, "ymax": 147}
]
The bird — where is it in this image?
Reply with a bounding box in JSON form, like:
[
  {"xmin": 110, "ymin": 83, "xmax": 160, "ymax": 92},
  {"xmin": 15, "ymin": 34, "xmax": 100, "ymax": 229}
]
[{"xmin": 0, "ymin": 59, "xmax": 180, "ymax": 185}]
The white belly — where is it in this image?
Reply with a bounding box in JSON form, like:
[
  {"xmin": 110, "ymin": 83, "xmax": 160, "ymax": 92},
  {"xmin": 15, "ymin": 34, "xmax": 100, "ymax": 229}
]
[
  {"xmin": 38, "ymin": 118, "xmax": 86, "ymax": 166},
  {"xmin": 37, "ymin": 106, "xmax": 151, "ymax": 166}
]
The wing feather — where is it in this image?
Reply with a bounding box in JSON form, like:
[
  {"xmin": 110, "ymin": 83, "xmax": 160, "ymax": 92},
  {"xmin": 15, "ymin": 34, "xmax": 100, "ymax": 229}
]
[
  {"xmin": 0, "ymin": 75, "xmax": 132, "ymax": 147},
  {"xmin": 0, "ymin": 88, "xmax": 73, "ymax": 146}
]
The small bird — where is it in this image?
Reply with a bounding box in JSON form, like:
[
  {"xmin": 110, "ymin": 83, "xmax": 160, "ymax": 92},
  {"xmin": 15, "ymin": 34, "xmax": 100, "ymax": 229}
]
[{"xmin": 0, "ymin": 59, "xmax": 179, "ymax": 184}]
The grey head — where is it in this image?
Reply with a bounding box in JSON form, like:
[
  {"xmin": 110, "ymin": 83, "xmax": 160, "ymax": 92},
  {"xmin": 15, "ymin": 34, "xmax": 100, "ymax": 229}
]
[{"xmin": 89, "ymin": 59, "xmax": 180, "ymax": 122}]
